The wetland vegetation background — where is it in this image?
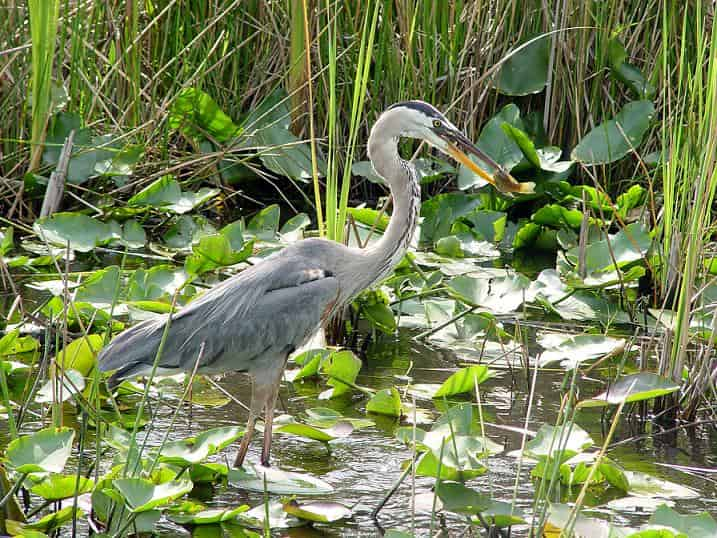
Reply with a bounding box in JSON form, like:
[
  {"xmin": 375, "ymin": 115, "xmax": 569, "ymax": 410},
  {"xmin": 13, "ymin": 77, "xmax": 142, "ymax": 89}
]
[{"xmin": 1, "ymin": 0, "xmax": 717, "ymax": 536}]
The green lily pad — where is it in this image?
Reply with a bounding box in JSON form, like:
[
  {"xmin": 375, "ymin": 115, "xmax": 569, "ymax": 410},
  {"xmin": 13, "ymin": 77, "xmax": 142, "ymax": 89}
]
[
  {"xmin": 346, "ymin": 207, "xmax": 389, "ymax": 232},
  {"xmin": 546, "ymin": 503, "xmax": 634, "ymax": 537},
  {"xmin": 279, "ymin": 213, "xmax": 311, "ymax": 242},
  {"xmin": 414, "ymin": 451, "xmax": 487, "ymax": 481},
  {"xmin": 42, "ymin": 112, "xmax": 97, "ymax": 185},
  {"xmin": 532, "ymin": 204, "xmax": 584, "ymax": 229},
  {"xmin": 648, "ymin": 505, "xmax": 717, "ymax": 537},
  {"xmin": 571, "ymin": 100, "xmax": 655, "ymax": 164},
  {"xmin": 113, "ymin": 478, "xmax": 194, "ymax": 512},
  {"xmin": 276, "ymin": 421, "xmax": 353, "ymax": 442},
  {"xmin": 6, "ymin": 427, "xmax": 75, "ymax": 474},
  {"xmin": 127, "ymin": 265, "xmax": 189, "ymax": 301},
  {"xmin": 36, "ymin": 369, "xmax": 85, "ymax": 404},
  {"xmin": 362, "ymin": 301, "xmax": 397, "ymax": 334},
  {"xmin": 237, "ymin": 501, "xmax": 304, "ymax": 529},
  {"xmin": 525, "ymin": 423, "xmax": 593, "ymax": 463},
  {"xmin": 608, "ymin": 37, "xmax": 656, "ymax": 99},
  {"xmin": 54, "ymin": 334, "xmax": 103, "ymax": 376},
  {"xmin": 34, "ymin": 212, "xmax": 113, "ymax": 252},
  {"xmin": 578, "ymin": 373, "xmax": 680, "ymax": 408},
  {"xmin": 433, "ymin": 365, "xmax": 493, "ymax": 398},
  {"xmin": 9, "ymin": 506, "xmax": 82, "ymax": 534},
  {"xmin": 246, "ymin": 204, "xmax": 280, "ymax": 241},
  {"xmin": 625, "ymin": 471, "xmax": 699, "ymax": 499},
  {"xmin": 566, "ymin": 222, "xmax": 651, "ymax": 275},
  {"xmin": 157, "ymin": 426, "xmax": 244, "ymax": 466},
  {"xmin": 538, "ymin": 332, "xmax": 627, "ymax": 368},
  {"xmin": 282, "ymin": 500, "xmax": 351, "ymax": 523},
  {"xmin": 448, "ymin": 273, "xmax": 530, "ymax": 314},
  {"xmin": 437, "ymin": 481, "xmax": 525, "ymax": 527},
  {"xmin": 494, "ymin": 35, "xmax": 550, "ymax": 96},
  {"xmin": 30, "ymin": 474, "xmax": 94, "ymax": 500},
  {"xmin": 366, "ymin": 387, "xmax": 402, "ymax": 416},
  {"xmin": 460, "ymin": 210, "xmax": 507, "ymax": 242},
  {"xmin": 169, "ymin": 87, "xmax": 240, "ymax": 142},
  {"xmin": 169, "ymin": 505, "xmax": 250, "ymax": 525},
  {"xmin": 185, "ymin": 233, "xmax": 254, "ymax": 275},
  {"xmin": 228, "ymin": 465, "xmax": 333, "ymax": 495},
  {"xmin": 128, "ymin": 175, "xmax": 219, "ymax": 214},
  {"xmin": 420, "ymin": 192, "xmax": 482, "ymax": 243},
  {"xmin": 319, "ymin": 350, "xmax": 362, "ymax": 399},
  {"xmin": 116, "ymin": 219, "xmax": 146, "ymax": 249}
]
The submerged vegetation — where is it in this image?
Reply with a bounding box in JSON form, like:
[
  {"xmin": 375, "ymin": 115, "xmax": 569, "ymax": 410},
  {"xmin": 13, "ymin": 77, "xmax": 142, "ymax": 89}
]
[{"xmin": 1, "ymin": 0, "xmax": 716, "ymax": 536}]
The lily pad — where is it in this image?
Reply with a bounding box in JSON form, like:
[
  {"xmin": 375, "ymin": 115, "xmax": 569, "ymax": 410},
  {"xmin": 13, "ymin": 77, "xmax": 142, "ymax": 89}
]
[
  {"xmin": 437, "ymin": 481, "xmax": 525, "ymax": 527},
  {"xmin": 433, "ymin": 365, "xmax": 493, "ymax": 398},
  {"xmin": 625, "ymin": 471, "xmax": 699, "ymax": 499},
  {"xmin": 54, "ymin": 334, "xmax": 103, "ymax": 376},
  {"xmin": 157, "ymin": 426, "xmax": 244, "ymax": 466},
  {"xmin": 276, "ymin": 421, "xmax": 353, "ymax": 442},
  {"xmin": 113, "ymin": 478, "xmax": 194, "ymax": 512},
  {"xmin": 494, "ymin": 35, "xmax": 550, "ymax": 96},
  {"xmin": 608, "ymin": 37, "xmax": 656, "ymax": 100},
  {"xmin": 185, "ymin": 233, "xmax": 254, "ymax": 275},
  {"xmin": 36, "ymin": 369, "xmax": 86, "ymax": 403},
  {"xmin": 538, "ymin": 332, "xmax": 627, "ymax": 369},
  {"xmin": 228, "ymin": 465, "xmax": 334, "ymax": 495},
  {"xmin": 525, "ymin": 423, "xmax": 593, "ymax": 463},
  {"xmin": 169, "ymin": 87, "xmax": 239, "ymax": 142},
  {"xmin": 30, "ymin": 474, "xmax": 94, "ymax": 500},
  {"xmin": 282, "ymin": 500, "xmax": 352, "ymax": 523},
  {"xmin": 571, "ymin": 100, "xmax": 655, "ymax": 164},
  {"xmin": 128, "ymin": 175, "xmax": 219, "ymax": 214},
  {"xmin": 648, "ymin": 505, "xmax": 717, "ymax": 537},
  {"xmin": 319, "ymin": 350, "xmax": 362, "ymax": 399},
  {"xmin": 168, "ymin": 505, "xmax": 250, "ymax": 525},
  {"xmin": 366, "ymin": 387, "xmax": 402, "ymax": 416},
  {"xmin": 6, "ymin": 427, "xmax": 75, "ymax": 474},
  {"xmin": 34, "ymin": 213, "xmax": 113, "ymax": 252},
  {"xmin": 566, "ymin": 222, "xmax": 651, "ymax": 275},
  {"xmin": 237, "ymin": 501, "xmax": 304, "ymax": 529},
  {"xmin": 578, "ymin": 373, "xmax": 680, "ymax": 408}
]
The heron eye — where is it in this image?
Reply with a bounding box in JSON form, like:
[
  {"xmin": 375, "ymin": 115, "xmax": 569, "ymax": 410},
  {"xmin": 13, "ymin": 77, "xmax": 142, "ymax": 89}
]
[{"xmin": 432, "ymin": 119, "xmax": 441, "ymax": 128}]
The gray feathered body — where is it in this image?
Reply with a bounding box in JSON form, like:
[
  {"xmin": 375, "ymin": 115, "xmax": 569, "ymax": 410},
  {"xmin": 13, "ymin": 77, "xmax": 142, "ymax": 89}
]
[{"xmin": 98, "ymin": 103, "xmax": 424, "ymax": 387}]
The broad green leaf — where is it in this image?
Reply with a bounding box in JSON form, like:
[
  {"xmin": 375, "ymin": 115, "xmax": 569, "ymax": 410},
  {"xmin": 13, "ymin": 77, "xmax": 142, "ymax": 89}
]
[
  {"xmin": 240, "ymin": 89, "xmax": 326, "ymax": 181},
  {"xmin": 625, "ymin": 471, "xmax": 699, "ymax": 499},
  {"xmin": 54, "ymin": 334, "xmax": 103, "ymax": 376},
  {"xmin": 237, "ymin": 501, "xmax": 303, "ymax": 529},
  {"xmin": 168, "ymin": 505, "xmax": 249, "ymax": 525},
  {"xmin": 74, "ymin": 265, "xmax": 121, "ymax": 308},
  {"xmin": 34, "ymin": 213, "xmax": 112, "ymax": 252},
  {"xmin": 434, "ymin": 365, "xmax": 493, "ymax": 398},
  {"xmin": 320, "ymin": 350, "xmax": 362, "ymax": 399},
  {"xmin": 279, "ymin": 213, "xmax": 311, "ymax": 242},
  {"xmin": 578, "ymin": 373, "xmax": 680, "ymax": 408},
  {"xmin": 117, "ymin": 219, "xmax": 146, "ymax": 249},
  {"xmin": 525, "ymin": 424, "xmax": 593, "ymax": 463},
  {"xmin": 460, "ymin": 210, "xmax": 507, "ymax": 242},
  {"xmin": 420, "ymin": 192, "xmax": 482, "ymax": 243},
  {"xmin": 157, "ymin": 426, "xmax": 244, "ymax": 466},
  {"xmin": 599, "ymin": 459, "xmax": 630, "ymax": 492},
  {"xmin": 30, "ymin": 474, "xmax": 94, "ymax": 500},
  {"xmin": 538, "ymin": 332, "xmax": 627, "ymax": 369},
  {"xmin": 608, "ymin": 37, "xmax": 656, "ymax": 99},
  {"xmin": 366, "ymin": 387, "xmax": 402, "ymax": 416},
  {"xmin": 246, "ymin": 204, "xmax": 280, "ymax": 240},
  {"xmin": 164, "ymin": 215, "xmax": 217, "ymax": 249},
  {"xmin": 169, "ymin": 87, "xmax": 239, "ymax": 142},
  {"xmin": 351, "ymin": 160, "xmax": 384, "ymax": 184},
  {"xmin": 346, "ymin": 207, "xmax": 389, "ymax": 232},
  {"xmin": 6, "ymin": 427, "xmax": 75, "ymax": 473},
  {"xmin": 12, "ymin": 506, "xmax": 81, "ymax": 534},
  {"xmin": 571, "ymin": 101, "xmax": 655, "ymax": 164},
  {"xmin": 437, "ymin": 481, "xmax": 525, "ymax": 527},
  {"xmin": 36, "ymin": 369, "xmax": 85, "ymax": 403},
  {"xmin": 128, "ymin": 175, "xmax": 219, "ymax": 214},
  {"xmin": 228, "ymin": 465, "xmax": 333, "ymax": 495},
  {"xmin": 42, "ymin": 112, "xmax": 96, "ymax": 184},
  {"xmin": 435, "ymin": 233, "xmax": 499, "ymax": 259},
  {"xmin": 0, "ymin": 226, "xmax": 14, "ymax": 256},
  {"xmin": 502, "ymin": 123, "xmax": 541, "ymax": 167},
  {"xmin": 532, "ymin": 204, "xmax": 583, "ymax": 229},
  {"xmin": 449, "ymin": 273, "xmax": 529, "ymax": 314},
  {"xmin": 185, "ymin": 234, "xmax": 254, "ymax": 275},
  {"xmin": 113, "ymin": 478, "xmax": 194, "ymax": 512},
  {"xmin": 362, "ymin": 302, "xmax": 397, "ymax": 334},
  {"xmin": 282, "ymin": 500, "xmax": 351, "ymax": 523},
  {"xmin": 414, "ymin": 451, "xmax": 487, "ymax": 480},
  {"xmin": 276, "ymin": 421, "xmax": 353, "ymax": 442},
  {"xmin": 127, "ymin": 265, "xmax": 188, "ymax": 301},
  {"xmin": 494, "ymin": 35, "xmax": 550, "ymax": 96},
  {"xmin": 566, "ymin": 222, "xmax": 651, "ymax": 275},
  {"xmin": 648, "ymin": 505, "xmax": 717, "ymax": 538}
]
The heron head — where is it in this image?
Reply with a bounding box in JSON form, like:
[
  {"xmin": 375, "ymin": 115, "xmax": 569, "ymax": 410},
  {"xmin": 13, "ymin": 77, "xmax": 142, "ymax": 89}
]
[{"xmin": 385, "ymin": 100, "xmax": 534, "ymax": 194}]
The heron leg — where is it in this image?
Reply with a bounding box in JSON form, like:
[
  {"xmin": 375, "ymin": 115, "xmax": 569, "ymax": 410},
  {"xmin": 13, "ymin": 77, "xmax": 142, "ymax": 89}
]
[
  {"xmin": 260, "ymin": 386, "xmax": 280, "ymax": 467},
  {"xmin": 233, "ymin": 376, "xmax": 267, "ymax": 468}
]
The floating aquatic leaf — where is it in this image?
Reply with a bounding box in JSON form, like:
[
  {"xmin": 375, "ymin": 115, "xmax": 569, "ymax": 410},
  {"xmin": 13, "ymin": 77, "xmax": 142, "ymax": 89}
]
[
  {"xmin": 494, "ymin": 35, "xmax": 550, "ymax": 96},
  {"xmin": 320, "ymin": 350, "xmax": 362, "ymax": 399},
  {"xmin": 449, "ymin": 273, "xmax": 529, "ymax": 314},
  {"xmin": 128, "ymin": 175, "xmax": 219, "ymax": 214},
  {"xmin": 228, "ymin": 465, "xmax": 333, "ymax": 495},
  {"xmin": 538, "ymin": 332, "xmax": 627, "ymax": 368},
  {"xmin": 625, "ymin": 471, "xmax": 699, "ymax": 499},
  {"xmin": 279, "ymin": 213, "xmax": 311, "ymax": 242},
  {"xmin": 30, "ymin": 474, "xmax": 94, "ymax": 500},
  {"xmin": 525, "ymin": 424, "xmax": 593, "ymax": 463},
  {"xmin": 116, "ymin": 219, "xmax": 146, "ymax": 249},
  {"xmin": 237, "ymin": 501, "xmax": 304, "ymax": 529},
  {"xmin": 532, "ymin": 204, "xmax": 583, "ymax": 229},
  {"xmin": 546, "ymin": 503, "xmax": 634, "ymax": 537},
  {"xmin": 437, "ymin": 481, "xmax": 525, "ymax": 527},
  {"xmin": 648, "ymin": 505, "xmax": 717, "ymax": 537},
  {"xmin": 169, "ymin": 505, "xmax": 249, "ymax": 525},
  {"xmin": 157, "ymin": 426, "xmax": 243, "ymax": 466},
  {"xmin": 169, "ymin": 87, "xmax": 239, "ymax": 142},
  {"xmin": 282, "ymin": 500, "xmax": 352, "ymax": 523},
  {"xmin": 420, "ymin": 192, "xmax": 482, "ymax": 243},
  {"xmin": 36, "ymin": 369, "xmax": 85, "ymax": 403},
  {"xmin": 185, "ymin": 233, "xmax": 254, "ymax": 275},
  {"xmin": 346, "ymin": 207, "xmax": 389, "ymax": 232},
  {"xmin": 189, "ymin": 462, "xmax": 229, "ymax": 483},
  {"xmin": 566, "ymin": 222, "xmax": 651, "ymax": 275},
  {"xmin": 127, "ymin": 265, "xmax": 188, "ymax": 301},
  {"xmin": 362, "ymin": 301, "xmax": 397, "ymax": 334},
  {"xmin": 433, "ymin": 365, "xmax": 493, "ymax": 398},
  {"xmin": 246, "ymin": 204, "xmax": 280, "ymax": 241},
  {"xmin": 42, "ymin": 112, "xmax": 97, "ymax": 184},
  {"xmin": 571, "ymin": 101, "xmax": 655, "ymax": 164},
  {"xmin": 6, "ymin": 427, "xmax": 74, "ymax": 474},
  {"xmin": 578, "ymin": 373, "xmax": 680, "ymax": 408},
  {"xmin": 7, "ymin": 506, "xmax": 82, "ymax": 535},
  {"xmin": 34, "ymin": 213, "xmax": 113, "ymax": 252},
  {"xmin": 435, "ymin": 233, "xmax": 499, "ymax": 258},
  {"xmin": 276, "ymin": 421, "xmax": 353, "ymax": 442},
  {"xmin": 164, "ymin": 215, "xmax": 217, "ymax": 249},
  {"xmin": 54, "ymin": 334, "xmax": 103, "ymax": 377},
  {"xmin": 366, "ymin": 387, "xmax": 402, "ymax": 417},
  {"xmin": 113, "ymin": 478, "xmax": 194, "ymax": 512},
  {"xmin": 599, "ymin": 458, "xmax": 630, "ymax": 492},
  {"xmin": 460, "ymin": 210, "xmax": 507, "ymax": 242}
]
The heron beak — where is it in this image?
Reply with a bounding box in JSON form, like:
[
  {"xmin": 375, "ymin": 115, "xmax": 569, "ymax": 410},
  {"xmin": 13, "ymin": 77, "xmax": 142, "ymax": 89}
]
[{"xmin": 437, "ymin": 129, "xmax": 535, "ymax": 194}]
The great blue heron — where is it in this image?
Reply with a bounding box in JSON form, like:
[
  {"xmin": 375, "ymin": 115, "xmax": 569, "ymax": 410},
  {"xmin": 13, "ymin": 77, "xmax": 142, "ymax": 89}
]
[{"xmin": 98, "ymin": 101, "xmax": 534, "ymax": 467}]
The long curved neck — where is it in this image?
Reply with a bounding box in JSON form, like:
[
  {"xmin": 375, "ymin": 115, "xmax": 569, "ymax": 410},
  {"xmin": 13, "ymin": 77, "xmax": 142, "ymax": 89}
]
[{"xmin": 356, "ymin": 130, "xmax": 420, "ymax": 289}]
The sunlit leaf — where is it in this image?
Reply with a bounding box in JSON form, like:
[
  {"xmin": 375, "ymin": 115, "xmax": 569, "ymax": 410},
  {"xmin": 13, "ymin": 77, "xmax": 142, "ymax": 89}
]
[
  {"xmin": 437, "ymin": 481, "xmax": 525, "ymax": 527},
  {"xmin": 578, "ymin": 373, "xmax": 680, "ymax": 408},
  {"xmin": 366, "ymin": 387, "xmax": 402, "ymax": 416},
  {"xmin": 320, "ymin": 350, "xmax": 362, "ymax": 399},
  {"xmin": 525, "ymin": 424, "xmax": 593, "ymax": 463},
  {"xmin": 113, "ymin": 478, "xmax": 194, "ymax": 512},
  {"xmin": 282, "ymin": 500, "xmax": 351, "ymax": 523},
  {"xmin": 169, "ymin": 87, "xmax": 239, "ymax": 142},
  {"xmin": 34, "ymin": 213, "xmax": 113, "ymax": 252},
  {"xmin": 276, "ymin": 421, "xmax": 353, "ymax": 442},
  {"xmin": 608, "ymin": 37, "xmax": 656, "ymax": 99},
  {"xmin": 538, "ymin": 332, "xmax": 627, "ymax": 369},
  {"xmin": 168, "ymin": 505, "xmax": 249, "ymax": 525},
  {"xmin": 228, "ymin": 465, "xmax": 333, "ymax": 495},
  {"xmin": 36, "ymin": 369, "xmax": 85, "ymax": 403},
  {"xmin": 6, "ymin": 427, "xmax": 75, "ymax": 473},
  {"xmin": 128, "ymin": 175, "xmax": 219, "ymax": 214},
  {"xmin": 647, "ymin": 505, "xmax": 717, "ymax": 537},
  {"xmin": 433, "ymin": 365, "xmax": 493, "ymax": 398},
  {"xmin": 30, "ymin": 474, "xmax": 94, "ymax": 500}
]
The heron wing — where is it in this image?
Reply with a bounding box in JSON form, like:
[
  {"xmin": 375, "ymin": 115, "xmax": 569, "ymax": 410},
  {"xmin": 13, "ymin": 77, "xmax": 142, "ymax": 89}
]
[{"xmin": 98, "ymin": 254, "xmax": 339, "ymax": 382}]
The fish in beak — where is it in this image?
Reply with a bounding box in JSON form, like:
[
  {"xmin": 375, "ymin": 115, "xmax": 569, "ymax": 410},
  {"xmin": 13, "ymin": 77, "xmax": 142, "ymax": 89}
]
[{"xmin": 436, "ymin": 127, "xmax": 535, "ymax": 195}]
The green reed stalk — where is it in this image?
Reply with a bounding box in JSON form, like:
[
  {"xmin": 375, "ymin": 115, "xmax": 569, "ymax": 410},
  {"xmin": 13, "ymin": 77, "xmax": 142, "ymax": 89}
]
[{"xmin": 27, "ymin": 0, "xmax": 60, "ymax": 174}]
